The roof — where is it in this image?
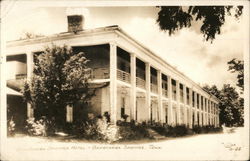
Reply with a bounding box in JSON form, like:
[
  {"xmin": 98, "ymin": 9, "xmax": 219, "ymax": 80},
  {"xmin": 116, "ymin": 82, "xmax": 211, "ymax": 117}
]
[
  {"xmin": 6, "ymin": 25, "xmax": 220, "ymax": 103},
  {"xmin": 7, "ymin": 87, "xmax": 22, "ymax": 96}
]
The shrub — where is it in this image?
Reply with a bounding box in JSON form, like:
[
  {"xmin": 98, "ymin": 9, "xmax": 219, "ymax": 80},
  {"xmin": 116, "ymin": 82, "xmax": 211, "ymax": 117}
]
[
  {"xmin": 7, "ymin": 118, "xmax": 15, "ymax": 136},
  {"xmin": 173, "ymin": 125, "xmax": 188, "ymax": 136},
  {"xmin": 80, "ymin": 117, "xmax": 120, "ymax": 143},
  {"xmin": 193, "ymin": 125, "xmax": 202, "ymax": 134},
  {"xmin": 150, "ymin": 124, "xmax": 189, "ymax": 137},
  {"xmin": 118, "ymin": 122, "xmax": 150, "ymax": 141},
  {"xmin": 25, "ymin": 117, "xmax": 55, "ymax": 136},
  {"xmin": 192, "ymin": 125, "xmax": 222, "ymax": 134}
]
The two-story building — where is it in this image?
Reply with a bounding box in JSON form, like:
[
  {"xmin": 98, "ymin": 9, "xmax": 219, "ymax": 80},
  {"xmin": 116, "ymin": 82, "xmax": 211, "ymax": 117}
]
[{"xmin": 6, "ymin": 15, "xmax": 220, "ymax": 130}]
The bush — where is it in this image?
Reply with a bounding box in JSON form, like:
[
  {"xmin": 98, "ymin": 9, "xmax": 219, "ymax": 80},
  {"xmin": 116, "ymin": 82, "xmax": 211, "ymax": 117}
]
[
  {"xmin": 7, "ymin": 118, "xmax": 15, "ymax": 136},
  {"xmin": 193, "ymin": 125, "xmax": 202, "ymax": 134},
  {"xmin": 151, "ymin": 124, "xmax": 189, "ymax": 137},
  {"xmin": 118, "ymin": 121, "xmax": 150, "ymax": 141},
  {"xmin": 25, "ymin": 117, "xmax": 55, "ymax": 136},
  {"xmin": 192, "ymin": 125, "xmax": 222, "ymax": 134},
  {"xmin": 78, "ymin": 117, "xmax": 120, "ymax": 143},
  {"xmin": 173, "ymin": 125, "xmax": 188, "ymax": 136}
]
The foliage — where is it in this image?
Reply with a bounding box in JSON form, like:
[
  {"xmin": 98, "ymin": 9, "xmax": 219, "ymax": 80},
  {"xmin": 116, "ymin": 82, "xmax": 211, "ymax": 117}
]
[
  {"xmin": 22, "ymin": 44, "xmax": 94, "ymax": 127},
  {"xmin": 157, "ymin": 6, "xmax": 243, "ymax": 41},
  {"xmin": 203, "ymin": 84, "xmax": 244, "ymax": 127},
  {"xmin": 7, "ymin": 118, "xmax": 15, "ymax": 136},
  {"xmin": 228, "ymin": 58, "xmax": 244, "ymax": 91},
  {"xmin": 73, "ymin": 116, "xmax": 120, "ymax": 143},
  {"xmin": 117, "ymin": 120, "xmax": 150, "ymax": 141},
  {"xmin": 25, "ymin": 117, "xmax": 55, "ymax": 136},
  {"xmin": 151, "ymin": 124, "xmax": 188, "ymax": 137},
  {"xmin": 193, "ymin": 125, "xmax": 222, "ymax": 134}
]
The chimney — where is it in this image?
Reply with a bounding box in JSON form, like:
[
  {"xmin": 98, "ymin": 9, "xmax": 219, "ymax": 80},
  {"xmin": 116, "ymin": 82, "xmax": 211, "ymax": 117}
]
[{"xmin": 67, "ymin": 15, "xmax": 84, "ymax": 33}]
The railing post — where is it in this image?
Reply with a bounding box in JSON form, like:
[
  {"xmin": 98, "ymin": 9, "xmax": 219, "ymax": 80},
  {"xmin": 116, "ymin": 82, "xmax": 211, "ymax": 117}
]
[
  {"xmin": 207, "ymin": 101, "xmax": 209, "ymax": 125},
  {"xmin": 189, "ymin": 88, "xmax": 193, "ymax": 128},
  {"xmin": 183, "ymin": 84, "xmax": 187, "ymax": 126},
  {"xmin": 199, "ymin": 94, "xmax": 202, "ymax": 126},
  {"xmin": 130, "ymin": 53, "xmax": 136, "ymax": 121},
  {"xmin": 194, "ymin": 92, "xmax": 198, "ymax": 126},
  {"xmin": 203, "ymin": 96, "xmax": 206, "ymax": 126},
  {"xmin": 157, "ymin": 70, "xmax": 163, "ymax": 123},
  {"xmin": 145, "ymin": 63, "xmax": 151, "ymax": 122},
  {"xmin": 167, "ymin": 76, "xmax": 173, "ymax": 125},
  {"xmin": 109, "ymin": 42, "xmax": 117, "ymax": 123},
  {"xmin": 176, "ymin": 80, "xmax": 180, "ymax": 125}
]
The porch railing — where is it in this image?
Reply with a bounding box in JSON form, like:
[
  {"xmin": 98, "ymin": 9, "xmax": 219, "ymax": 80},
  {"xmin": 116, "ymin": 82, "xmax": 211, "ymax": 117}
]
[
  {"xmin": 136, "ymin": 77, "xmax": 146, "ymax": 89},
  {"xmin": 151, "ymin": 83, "xmax": 158, "ymax": 93},
  {"xmin": 162, "ymin": 89, "xmax": 168, "ymax": 98},
  {"xmin": 117, "ymin": 69, "xmax": 130, "ymax": 83}
]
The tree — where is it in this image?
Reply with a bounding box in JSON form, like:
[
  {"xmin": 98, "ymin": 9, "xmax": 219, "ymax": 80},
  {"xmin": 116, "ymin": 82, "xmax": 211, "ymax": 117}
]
[
  {"xmin": 228, "ymin": 58, "xmax": 244, "ymax": 91},
  {"xmin": 157, "ymin": 6, "xmax": 243, "ymax": 41},
  {"xmin": 22, "ymin": 44, "xmax": 94, "ymax": 126},
  {"xmin": 203, "ymin": 84, "xmax": 243, "ymax": 126}
]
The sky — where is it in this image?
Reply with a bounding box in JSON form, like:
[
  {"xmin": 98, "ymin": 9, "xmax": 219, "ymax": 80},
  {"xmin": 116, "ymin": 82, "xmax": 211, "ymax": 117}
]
[{"xmin": 2, "ymin": 1, "xmax": 246, "ymax": 90}]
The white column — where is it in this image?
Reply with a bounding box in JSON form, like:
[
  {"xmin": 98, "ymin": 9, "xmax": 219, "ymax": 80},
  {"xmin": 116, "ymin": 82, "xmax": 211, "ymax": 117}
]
[
  {"xmin": 204, "ymin": 97, "xmax": 207, "ymax": 125},
  {"xmin": 110, "ymin": 42, "xmax": 117, "ymax": 123},
  {"xmin": 209, "ymin": 100, "xmax": 212, "ymax": 125},
  {"xmin": 215, "ymin": 108, "xmax": 217, "ymax": 127},
  {"xmin": 1, "ymin": 52, "xmax": 7, "ymax": 140},
  {"xmin": 130, "ymin": 53, "xmax": 136, "ymax": 120},
  {"xmin": 199, "ymin": 94, "xmax": 202, "ymax": 126},
  {"xmin": 176, "ymin": 81, "xmax": 181, "ymax": 125},
  {"xmin": 157, "ymin": 70, "xmax": 163, "ymax": 123},
  {"xmin": 194, "ymin": 92, "xmax": 198, "ymax": 126},
  {"xmin": 26, "ymin": 51, "xmax": 34, "ymax": 118},
  {"xmin": 145, "ymin": 63, "xmax": 151, "ymax": 122},
  {"xmin": 26, "ymin": 51, "xmax": 34, "ymax": 79},
  {"xmin": 189, "ymin": 88, "xmax": 193, "ymax": 128},
  {"xmin": 218, "ymin": 108, "xmax": 220, "ymax": 127},
  {"xmin": 203, "ymin": 96, "xmax": 206, "ymax": 125},
  {"xmin": 183, "ymin": 85, "xmax": 187, "ymax": 126},
  {"xmin": 167, "ymin": 76, "xmax": 173, "ymax": 125},
  {"xmin": 212, "ymin": 103, "xmax": 215, "ymax": 126},
  {"xmin": 207, "ymin": 99, "xmax": 209, "ymax": 125}
]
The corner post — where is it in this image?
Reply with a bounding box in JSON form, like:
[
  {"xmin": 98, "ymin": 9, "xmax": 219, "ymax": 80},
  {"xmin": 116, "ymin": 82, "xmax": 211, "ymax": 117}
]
[
  {"xmin": 26, "ymin": 51, "xmax": 34, "ymax": 118},
  {"xmin": 130, "ymin": 53, "xmax": 136, "ymax": 120},
  {"xmin": 109, "ymin": 42, "xmax": 117, "ymax": 123}
]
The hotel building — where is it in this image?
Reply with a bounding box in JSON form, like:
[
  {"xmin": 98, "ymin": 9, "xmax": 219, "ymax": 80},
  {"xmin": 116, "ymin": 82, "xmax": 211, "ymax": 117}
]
[{"xmin": 6, "ymin": 15, "xmax": 220, "ymax": 130}]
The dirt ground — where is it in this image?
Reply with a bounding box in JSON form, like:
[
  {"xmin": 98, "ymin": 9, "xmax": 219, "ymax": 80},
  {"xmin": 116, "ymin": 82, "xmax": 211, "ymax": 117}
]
[{"xmin": 1, "ymin": 127, "xmax": 249, "ymax": 160}]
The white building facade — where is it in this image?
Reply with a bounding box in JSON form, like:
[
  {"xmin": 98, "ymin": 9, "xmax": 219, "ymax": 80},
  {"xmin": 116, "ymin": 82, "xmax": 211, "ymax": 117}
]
[{"xmin": 6, "ymin": 24, "xmax": 220, "ymax": 128}]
